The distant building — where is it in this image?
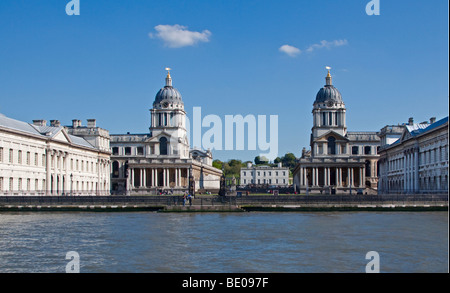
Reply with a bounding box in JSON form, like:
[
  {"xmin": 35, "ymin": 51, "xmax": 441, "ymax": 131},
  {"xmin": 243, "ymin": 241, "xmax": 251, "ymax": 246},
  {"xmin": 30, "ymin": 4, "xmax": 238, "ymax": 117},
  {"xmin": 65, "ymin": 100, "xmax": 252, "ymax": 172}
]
[
  {"xmin": 240, "ymin": 162, "xmax": 289, "ymax": 187},
  {"xmin": 378, "ymin": 116, "xmax": 448, "ymax": 194},
  {"xmin": 293, "ymin": 69, "xmax": 380, "ymax": 194},
  {"xmin": 110, "ymin": 70, "xmax": 222, "ymax": 194},
  {"xmin": 0, "ymin": 114, "xmax": 111, "ymax": 196}
]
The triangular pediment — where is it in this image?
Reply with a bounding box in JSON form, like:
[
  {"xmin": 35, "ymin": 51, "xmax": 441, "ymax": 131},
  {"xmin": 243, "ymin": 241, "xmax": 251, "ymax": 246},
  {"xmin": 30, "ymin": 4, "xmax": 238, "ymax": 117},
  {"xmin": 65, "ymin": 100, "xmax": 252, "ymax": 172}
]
[
  {"xmin": 50, "ymin": 128, "xmax": 72, "ymax": 144},
  {"xmin": 314, "ymin": 130, "xmax": 348, "ymax": 142},
  {"xmin": 145, "ymin": 131, "xmax": 172, "ymax": 143}
]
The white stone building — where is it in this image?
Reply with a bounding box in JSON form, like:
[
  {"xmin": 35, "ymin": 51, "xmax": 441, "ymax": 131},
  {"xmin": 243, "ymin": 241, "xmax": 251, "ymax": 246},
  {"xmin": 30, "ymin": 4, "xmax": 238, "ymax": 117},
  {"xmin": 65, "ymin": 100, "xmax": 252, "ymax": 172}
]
[
  {"xmin": 240, "ymin": 162, "xmax": 289, "ymax": 187},
  {"xmin": 293, "ymin": 69, "xmax": 380, "ymax": 194},
  {"xmin": 378, "ymin": 116, "xmax": 448, "ymax": 194},
  {"xmin": 0, "ymin": 114, "xmax": 111, "ymax": 196},
  {"xmin": 110, "ymin": 70, "xmax": 222, "ymax": 195}
]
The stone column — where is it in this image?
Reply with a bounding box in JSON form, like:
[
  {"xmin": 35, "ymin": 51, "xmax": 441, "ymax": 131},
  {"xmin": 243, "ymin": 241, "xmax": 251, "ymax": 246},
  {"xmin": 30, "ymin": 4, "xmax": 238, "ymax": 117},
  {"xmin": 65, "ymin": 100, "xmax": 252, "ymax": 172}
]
[
  {"xmin": 327, "ymin": 167, "xmax": 330, "ymax": 186},
  {"xmin": 131, "ymin": 168, "xmax": 135, "ymax": 188},
  {"xmin": 404, "ymin": 153, "xmax": 408, "ymax": 192},
  {"xmin": 175, "ymin": 168, "xmax": 178, "ymax": 187},
  {"xmin": 163, "ymin": 169, "xmax": 166, "ymax": 187},
  {"xmin": 299, "ymin": 167, "xmax": 303, "ymax": 186}
]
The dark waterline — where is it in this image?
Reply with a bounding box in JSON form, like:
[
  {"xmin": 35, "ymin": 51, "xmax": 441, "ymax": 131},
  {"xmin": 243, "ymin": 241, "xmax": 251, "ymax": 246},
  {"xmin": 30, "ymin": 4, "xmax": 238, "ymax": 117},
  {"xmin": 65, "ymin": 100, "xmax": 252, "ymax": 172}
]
[{"xmin": 0, "ymin": 211, "xmax": 447, "ymax": 273}]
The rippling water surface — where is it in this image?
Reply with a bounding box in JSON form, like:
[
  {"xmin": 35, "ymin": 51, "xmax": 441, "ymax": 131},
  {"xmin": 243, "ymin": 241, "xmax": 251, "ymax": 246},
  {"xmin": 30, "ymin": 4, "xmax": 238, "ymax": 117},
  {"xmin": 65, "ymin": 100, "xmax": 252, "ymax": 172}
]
[{"xmin": 0, "ymin": 211, "xmax": 447, "ymax": 273}]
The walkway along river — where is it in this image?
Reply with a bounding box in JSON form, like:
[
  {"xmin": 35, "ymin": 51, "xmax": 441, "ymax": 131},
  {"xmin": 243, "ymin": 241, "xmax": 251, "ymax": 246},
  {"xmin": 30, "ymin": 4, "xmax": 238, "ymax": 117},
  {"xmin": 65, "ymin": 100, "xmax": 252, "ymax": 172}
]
[{"xmin": 0, "ymin": 194, "xmax": 447, "ymax": 212}]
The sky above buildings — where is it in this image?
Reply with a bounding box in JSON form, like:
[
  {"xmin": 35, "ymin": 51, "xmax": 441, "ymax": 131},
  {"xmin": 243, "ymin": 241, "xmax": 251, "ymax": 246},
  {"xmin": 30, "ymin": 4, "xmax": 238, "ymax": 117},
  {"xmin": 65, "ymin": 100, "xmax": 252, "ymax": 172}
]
[{"xmin": 0, "ymin": 0, "xmax": 448, "ymax": 161}]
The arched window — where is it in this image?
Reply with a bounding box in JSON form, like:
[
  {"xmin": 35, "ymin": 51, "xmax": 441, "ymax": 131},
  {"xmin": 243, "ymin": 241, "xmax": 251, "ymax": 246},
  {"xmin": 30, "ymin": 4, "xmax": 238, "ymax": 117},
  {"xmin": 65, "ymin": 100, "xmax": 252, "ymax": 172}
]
[
  {"xmin": 159, "ymin": 137, "xmax": 168, "ymax": 155},
  {"xmin": 327, "ymin": 136, "xmax": 336, "ymax": 155},
  {"xmin": 365, "ymin": 160, "xmax": 371, "ymax": 177},
  {"xmin": 112, "ymin": 161, "xmax": 119, "ymax": 178}
]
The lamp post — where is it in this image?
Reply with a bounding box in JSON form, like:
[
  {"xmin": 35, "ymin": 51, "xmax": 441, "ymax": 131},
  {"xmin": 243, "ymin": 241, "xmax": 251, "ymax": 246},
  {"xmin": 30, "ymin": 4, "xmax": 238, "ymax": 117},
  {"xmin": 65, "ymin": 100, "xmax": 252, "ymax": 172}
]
[
  {"xmin": 70, "ymin": 173, "xmax": 73, "ymax": 196},
  {"xmin": 189, "ymin": 165, "xmax": 195, "ymax": 196}
]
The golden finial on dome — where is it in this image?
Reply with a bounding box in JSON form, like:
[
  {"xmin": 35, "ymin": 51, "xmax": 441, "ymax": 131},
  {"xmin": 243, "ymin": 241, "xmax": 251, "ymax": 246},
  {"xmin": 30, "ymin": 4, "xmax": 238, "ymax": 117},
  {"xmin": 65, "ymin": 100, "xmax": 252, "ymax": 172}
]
[{"xmin": 165, "ymin": 67, "xmax": 171, "ymax": 78}]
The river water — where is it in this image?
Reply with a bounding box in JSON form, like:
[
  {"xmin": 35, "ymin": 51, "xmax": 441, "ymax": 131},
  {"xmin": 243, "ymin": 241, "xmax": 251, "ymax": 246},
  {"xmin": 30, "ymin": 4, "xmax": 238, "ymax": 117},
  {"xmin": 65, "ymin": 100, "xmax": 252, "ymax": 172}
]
[{"xmin": 0, "ymin": 211, "xmax": 447, "ymax": 273}]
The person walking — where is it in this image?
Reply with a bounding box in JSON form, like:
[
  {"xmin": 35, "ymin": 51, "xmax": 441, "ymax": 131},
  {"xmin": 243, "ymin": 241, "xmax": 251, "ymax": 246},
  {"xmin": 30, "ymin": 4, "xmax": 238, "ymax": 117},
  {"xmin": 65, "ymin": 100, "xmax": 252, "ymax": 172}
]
[
  {"xmin": 188, "ymin": 194, "xmax": 192, "ymax": 206},
  {"xmin": 183, "ymin": 195, "xmax": 186, "ymax": 207}
]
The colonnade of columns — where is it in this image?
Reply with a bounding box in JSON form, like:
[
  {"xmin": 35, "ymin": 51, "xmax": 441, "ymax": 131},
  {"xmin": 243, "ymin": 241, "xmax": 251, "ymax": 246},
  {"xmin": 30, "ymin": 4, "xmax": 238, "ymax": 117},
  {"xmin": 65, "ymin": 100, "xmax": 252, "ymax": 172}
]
[
  {"xmin": 129, "ymin": 167, "xmax": 188, "ymax": 189},
  {"xmin": 298, "ymin": 166, "xmax": 365, "ymax": 188}
]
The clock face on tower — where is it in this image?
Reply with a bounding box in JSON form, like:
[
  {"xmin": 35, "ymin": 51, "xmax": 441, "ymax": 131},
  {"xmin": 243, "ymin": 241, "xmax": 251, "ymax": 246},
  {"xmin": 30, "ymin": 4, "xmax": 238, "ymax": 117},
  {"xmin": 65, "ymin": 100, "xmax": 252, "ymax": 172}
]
[
  {"xmin": 162, "ymin": 101, "xmax": 169, "ymax": 108},
  {"xmin": 327, "ymin": 101, "xmax": 333, "ymax": 107}
]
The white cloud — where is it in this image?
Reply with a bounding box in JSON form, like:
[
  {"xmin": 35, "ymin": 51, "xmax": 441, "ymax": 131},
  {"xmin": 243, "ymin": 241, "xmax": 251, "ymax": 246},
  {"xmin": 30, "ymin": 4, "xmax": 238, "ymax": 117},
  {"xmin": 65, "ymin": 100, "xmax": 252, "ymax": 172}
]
[
  {"xmin": 305, "ymin": 39, "xmax": 348, "ymax": 53},
  {"xmin": 279, "ymin": 44, "xmax": 301, "ymax": 57},
  {"xmin": 149, "ymin": 24, "xmax": 212, "ymax": 48}
]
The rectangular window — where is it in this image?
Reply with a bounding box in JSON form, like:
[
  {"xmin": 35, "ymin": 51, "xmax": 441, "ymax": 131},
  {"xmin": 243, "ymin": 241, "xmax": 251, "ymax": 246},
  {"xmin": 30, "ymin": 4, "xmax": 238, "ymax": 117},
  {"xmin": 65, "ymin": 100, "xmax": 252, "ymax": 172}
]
[
  {"xmin": 42, "ymin": 154, "xmax": 46, "ymax": 167},
  {"xmin": 352, "ymin": 146, "xmax": 359, "ymax": 155},
  {"xmin": 243, "ymin": 171, "xmax": 246, "ymax": 176},
  {"xmin": 9, "ymin": 149, "xmax": 13, "ymax": 163},
  {"xmin": 9, "ymin": 178, "xmax": 13, "ymax": 191},
  {"xmin": 0, "ymin": 177, "xmax": 3, "ymax": 191},
  {"xmin": 137, "ymin": 147, "xmax": 144, "ymax": 155},
  {"xmin": 0, "ymin": 147, "xmax": 3, "ymax": 162},
  {"xmin": 35, "ymin": 179, "xmax": 39, "ymax": 191},
  {"xmin": 364, "ymin": 146, "xmax": 371, "ymax": 155},
  {"xmin": 18, "ymin": 150, "xmax": 22, "ymax": 164},
  {"xmin": 27, "ymin": 152, "xmax": 30, "ymax": 165},
  {"xmin": 27, "ymin": 179, "xmax": 31, "ymax": 191},
  {"xmin": 341, "ymin": 145, "xmax": 346, "ymax": 154},
  {"xmin": 35, "ymin": 153, "xmax": 38, "ymax": 166},
  {"xmin": 112, "ymin": 147, "xmax": 119, "ymax": 155},
  {"xmin": 18, "ymin": 178, "xmax": 22, "ymax": 191},
  {"xmin": 125, "ymin": 147, "xmax": 131, "ymax": 155}
]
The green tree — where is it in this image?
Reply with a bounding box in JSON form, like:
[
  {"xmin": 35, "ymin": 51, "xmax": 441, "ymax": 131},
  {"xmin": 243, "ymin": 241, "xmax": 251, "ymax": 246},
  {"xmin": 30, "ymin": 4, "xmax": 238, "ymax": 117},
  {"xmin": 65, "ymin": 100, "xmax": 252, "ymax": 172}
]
[{"xmin": 212, "ymin": 159, "xmax": 223, "ymax": 170}]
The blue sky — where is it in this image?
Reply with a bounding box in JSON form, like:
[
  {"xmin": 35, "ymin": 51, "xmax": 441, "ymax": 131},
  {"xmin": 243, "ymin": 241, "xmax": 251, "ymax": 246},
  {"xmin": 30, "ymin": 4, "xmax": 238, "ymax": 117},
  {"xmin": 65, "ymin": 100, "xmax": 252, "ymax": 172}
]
[{"xmin": 0, "ymin": 0, "xmax": 448, "ymax": 162}]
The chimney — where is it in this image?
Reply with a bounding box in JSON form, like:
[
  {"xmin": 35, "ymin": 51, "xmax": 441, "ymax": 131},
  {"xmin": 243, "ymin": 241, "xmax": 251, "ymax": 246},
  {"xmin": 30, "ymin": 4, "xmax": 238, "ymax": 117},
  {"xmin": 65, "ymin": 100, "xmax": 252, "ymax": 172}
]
[
  {"xmin": 50, "ymin": 120, "xmax": 61, "ymax": 127},
  {"xmin": 32, "ymin": 120, "xmax": 47, "ymax": 126},
  {"xmin": 87, "ymin": 119, "xmax": 96, "ymax": 128},
  {"xmin": 72, "ymin": 119, "xmax": 82, "ymax": 128},
  {"xmin": 247, "ymin": 162, "xmax": 252, "ymax": 168},
  {"xmin": 278, "ymin": 162, "xmax": 282, "ymax": 168},
  {"xmin": 408, "ymin": 117, "xmax": 414, "ymax": 125},
  {"xmin": 430, "ymin": 117, "xmax": 436, "ymax": 124}
]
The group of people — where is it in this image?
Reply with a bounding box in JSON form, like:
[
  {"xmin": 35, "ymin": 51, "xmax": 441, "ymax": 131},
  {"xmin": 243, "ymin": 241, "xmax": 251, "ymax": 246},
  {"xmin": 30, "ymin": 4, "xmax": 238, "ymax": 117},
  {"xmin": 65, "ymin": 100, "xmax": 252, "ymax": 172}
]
[{"xmin": 182, "ymin": 193, "xmax": 193, "ymax": 207}]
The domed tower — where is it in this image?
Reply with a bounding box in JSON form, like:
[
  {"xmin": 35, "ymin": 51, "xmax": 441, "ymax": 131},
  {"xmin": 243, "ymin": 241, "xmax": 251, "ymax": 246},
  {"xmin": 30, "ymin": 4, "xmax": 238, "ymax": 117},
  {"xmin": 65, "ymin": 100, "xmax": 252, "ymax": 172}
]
[
  {"xmin": 311, "ymin": 68, "xmax": 347, "ymax": 140},
  {"xmin": 150, "ymin": 68, "xmax": 189, "ymax": 158}
]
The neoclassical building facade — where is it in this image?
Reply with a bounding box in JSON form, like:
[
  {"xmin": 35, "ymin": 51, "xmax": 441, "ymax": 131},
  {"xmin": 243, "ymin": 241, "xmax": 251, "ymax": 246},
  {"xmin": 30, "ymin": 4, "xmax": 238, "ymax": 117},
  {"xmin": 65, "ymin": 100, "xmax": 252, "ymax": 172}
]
[
  {"xmin": 293, "ymin": 70, "xmax": 380, "ymax": 194},
  {"xmin": 240, "ymin": 162, "xmax": 290, "ymax": 187},
  {"xmin": 0, "ymin": 115, "xmax": 111, "ymax": 196},
  {"xmin": 110, "ymin": 70, "xmax": 222, "ymax": 195},
  {"xmin": 378, "ymin": 116, "xmax": 448, "ymax": 194}
]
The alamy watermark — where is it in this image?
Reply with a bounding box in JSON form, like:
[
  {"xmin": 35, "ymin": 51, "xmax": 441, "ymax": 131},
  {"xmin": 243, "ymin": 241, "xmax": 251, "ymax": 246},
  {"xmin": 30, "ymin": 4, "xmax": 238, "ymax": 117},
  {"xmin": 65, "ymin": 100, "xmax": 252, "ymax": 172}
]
[
  {"xmin": 65, "ymin": 251, "xmax": 80, "ymax": 273},
  {"xmin": 366, "ymin": 0, "xmax": 380, "ymax": 16},
  {"xmin": 186, "ymin": 107, "xmax": 279, "ymax": 161},
  {"xmin": 365, "ymin": 251, "xmax": 380, "ymax": 273},
  {"xmin": 66, "ymin": 0, "xmax": 80, "ymax": 16}
]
